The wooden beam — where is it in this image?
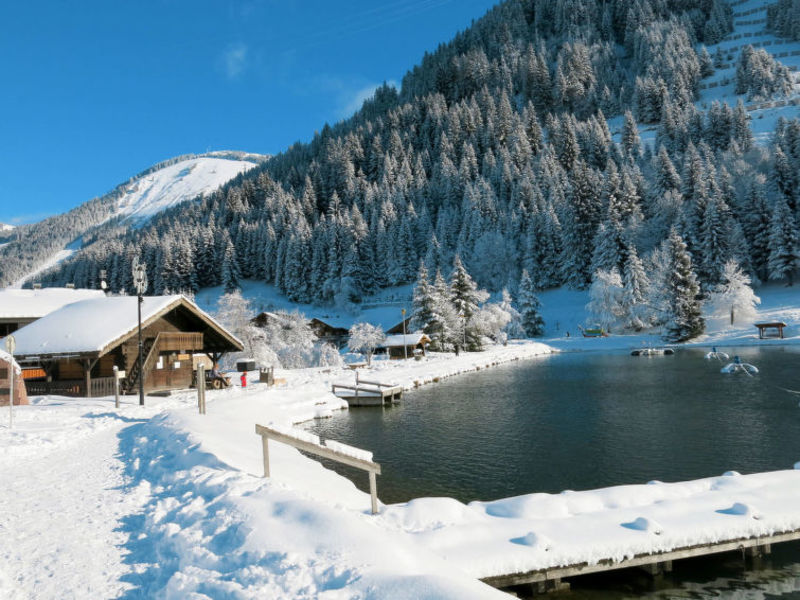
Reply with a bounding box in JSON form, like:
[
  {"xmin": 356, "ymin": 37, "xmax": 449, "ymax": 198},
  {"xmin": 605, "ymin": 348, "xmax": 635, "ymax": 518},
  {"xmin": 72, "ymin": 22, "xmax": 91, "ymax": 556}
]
[{"xmin": 255, "ymin": 424, "xmax": 381, "ymax": 474}]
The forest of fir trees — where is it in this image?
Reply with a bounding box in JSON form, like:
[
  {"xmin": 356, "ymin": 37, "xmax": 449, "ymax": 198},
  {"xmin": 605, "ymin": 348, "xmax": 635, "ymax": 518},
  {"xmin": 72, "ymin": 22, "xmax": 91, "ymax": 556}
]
[{"xmin": 24, "ymin": 0, "xmax": 800, "ymax": 345}]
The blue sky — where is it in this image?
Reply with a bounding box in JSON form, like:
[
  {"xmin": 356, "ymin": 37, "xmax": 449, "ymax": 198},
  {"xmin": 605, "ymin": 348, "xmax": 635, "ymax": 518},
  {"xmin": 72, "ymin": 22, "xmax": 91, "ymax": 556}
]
[{"xmin": 1, "ymin": 0, "xmax": 498, "ymax": 225}]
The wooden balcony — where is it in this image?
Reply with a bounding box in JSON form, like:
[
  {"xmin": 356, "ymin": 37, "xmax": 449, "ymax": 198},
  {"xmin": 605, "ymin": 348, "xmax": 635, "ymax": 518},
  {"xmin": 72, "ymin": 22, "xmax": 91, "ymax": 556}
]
[{"xmin": 156, "ymin": 332, "xmax": 204, "ymax": 352}]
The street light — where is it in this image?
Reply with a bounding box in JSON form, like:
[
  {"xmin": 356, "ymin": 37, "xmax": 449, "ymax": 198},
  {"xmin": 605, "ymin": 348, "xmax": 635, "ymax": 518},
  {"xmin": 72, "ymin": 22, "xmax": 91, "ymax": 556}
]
[
  {"xmin": 132, "ymin": 257, "xmax": 148, "ymax": 407},
  {"xmin": 401, "ymin": 308, "xmax": 407, "ymax": 360}
]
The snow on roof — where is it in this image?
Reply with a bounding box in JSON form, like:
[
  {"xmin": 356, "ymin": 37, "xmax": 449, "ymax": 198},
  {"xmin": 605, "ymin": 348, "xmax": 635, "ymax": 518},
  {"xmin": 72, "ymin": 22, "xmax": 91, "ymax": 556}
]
[
  {"xmin": 313, "ymin": 306, "xmax": 409, "ymax": 332},
  {"xmin": 0, "ymin": 288, "xmax": 106, "ymax": 320},
  {"xmin": 380, "ymin": 333, "xmax": 429, "ymax": 348},
  {"xmin": 11, "ymin": 295, "xmax": 183, "ymax": 357}
]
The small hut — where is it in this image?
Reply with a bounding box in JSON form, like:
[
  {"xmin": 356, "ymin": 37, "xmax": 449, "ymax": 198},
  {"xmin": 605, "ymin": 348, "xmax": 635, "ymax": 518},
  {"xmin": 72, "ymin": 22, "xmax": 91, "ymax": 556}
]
[
  {"xmin": 377, "ymin": 333, "xmax": 431, "ymax": 359},
  {"xmin": 11, "ymin": 295, "xmax": 242, "ymax": 397},
  {"xmin": 0, "ymin": 350, "xmax": 28, "ymax": 406}
]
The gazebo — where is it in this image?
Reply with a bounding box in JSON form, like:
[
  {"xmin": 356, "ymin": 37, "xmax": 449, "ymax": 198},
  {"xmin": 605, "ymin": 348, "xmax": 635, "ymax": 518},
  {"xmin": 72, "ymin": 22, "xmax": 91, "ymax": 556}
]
[{"xmin": 754, "ymin": 321, "xmax": 787, "ymax": 339}]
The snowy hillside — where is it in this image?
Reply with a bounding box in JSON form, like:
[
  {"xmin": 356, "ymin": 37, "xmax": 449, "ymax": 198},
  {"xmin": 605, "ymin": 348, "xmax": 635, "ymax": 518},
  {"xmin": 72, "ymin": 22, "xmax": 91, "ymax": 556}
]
[
  {"xmin": 0, "ymin": 223, "xmax": 14, "ymax": 232},
  {"xmin": 612, "ymin": 0, "xmax": 800, "ymax": 146},
  {"xmin": 116, "ymin": 155, "xmax": 262, "ymax": 224}
]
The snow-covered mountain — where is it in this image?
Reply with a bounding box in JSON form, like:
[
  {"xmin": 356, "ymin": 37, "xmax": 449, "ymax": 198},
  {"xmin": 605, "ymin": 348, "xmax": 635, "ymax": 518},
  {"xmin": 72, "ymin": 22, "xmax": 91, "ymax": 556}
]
[
  {"xmin": 116, "ymin": 153, "xmax": 265, "ymax": 225},
  {"xmin": 0, "ymin": 152, "xmax": 267, "ymax": 288}
]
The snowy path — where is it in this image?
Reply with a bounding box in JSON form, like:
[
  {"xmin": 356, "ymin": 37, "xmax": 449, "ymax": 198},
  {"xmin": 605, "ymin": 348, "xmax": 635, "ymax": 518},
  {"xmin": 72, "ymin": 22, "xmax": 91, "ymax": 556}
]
[{"xmin": 0, "ymin": 419, "xmax": 146, "ymax": 599}]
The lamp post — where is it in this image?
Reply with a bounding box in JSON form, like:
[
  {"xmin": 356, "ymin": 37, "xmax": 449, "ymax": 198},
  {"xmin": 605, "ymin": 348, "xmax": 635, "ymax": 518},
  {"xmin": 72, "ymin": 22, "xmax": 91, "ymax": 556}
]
[
  {"xmin": 132, "ymin": 258, "xmax": 148, "ymax": 407},
  {"xmin": 401, "ymin": 308, "xmax": 407, "ymax": 360}
]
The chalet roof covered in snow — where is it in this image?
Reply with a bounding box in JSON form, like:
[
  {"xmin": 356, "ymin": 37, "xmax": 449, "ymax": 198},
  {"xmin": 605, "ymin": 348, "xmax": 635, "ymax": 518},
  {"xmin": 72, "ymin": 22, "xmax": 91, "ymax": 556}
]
[
  {"xmin": 10, "ymin": 295, "xmax": 242, "ymax": 358},
  {"xmin": 311, "ymin": 306, "xmax": 410, "ymax": 333},
  {"xmin": 379, "ymin": 333, "xmax": 430, "ymax": 348},
  {"xmin": 0, "ymin": 288, "xmax": 106, "ymax": 320}
]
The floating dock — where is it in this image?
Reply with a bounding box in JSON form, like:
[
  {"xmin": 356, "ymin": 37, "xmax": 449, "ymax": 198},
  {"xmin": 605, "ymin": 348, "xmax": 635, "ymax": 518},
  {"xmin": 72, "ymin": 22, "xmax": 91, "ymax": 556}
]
[
  {"xmin": 631, "ymin": 347, "xmax": 675, "ymax": 356},
  {"xmin": 332, "ymin": 377, "xmax": 403, "ymax": 406}
]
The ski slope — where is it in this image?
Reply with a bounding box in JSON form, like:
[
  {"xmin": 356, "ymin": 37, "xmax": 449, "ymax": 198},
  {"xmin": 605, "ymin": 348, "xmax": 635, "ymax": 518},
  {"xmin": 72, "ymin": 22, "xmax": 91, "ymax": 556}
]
[{"xmin": 116, "ymin": 156, "xmax": 261, "ymax": 224}]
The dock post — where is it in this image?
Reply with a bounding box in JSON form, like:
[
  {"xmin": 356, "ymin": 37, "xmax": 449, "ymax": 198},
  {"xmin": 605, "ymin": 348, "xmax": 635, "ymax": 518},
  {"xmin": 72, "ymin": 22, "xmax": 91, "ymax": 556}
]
[
  {"xmin": 369, "ymin": 471, "xmax": 378, "ymax": 515},
  {"xmin": 261, "ymin": 436, "xmax": 270, "ymax": 478},
  {"xmin": 197, "ymin": 364, "xmax": 206, "ymax": 414}
]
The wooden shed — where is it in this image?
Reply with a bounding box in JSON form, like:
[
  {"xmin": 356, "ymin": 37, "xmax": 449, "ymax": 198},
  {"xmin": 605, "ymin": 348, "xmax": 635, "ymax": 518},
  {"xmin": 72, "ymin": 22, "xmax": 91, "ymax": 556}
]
[
  {"xmin": 10, "ymin": 295, "xmax": 242, "ymax": 398},
  {"xmin": 377, "ymin": 333, "xmax": 431, "ymax": 359}
]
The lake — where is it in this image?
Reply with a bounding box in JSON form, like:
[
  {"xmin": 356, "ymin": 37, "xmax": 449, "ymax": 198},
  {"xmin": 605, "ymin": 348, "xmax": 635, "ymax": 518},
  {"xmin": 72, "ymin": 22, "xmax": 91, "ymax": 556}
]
[{"xmin": 307, "ymin": 346, "xmax": 800, "ymax": 597}]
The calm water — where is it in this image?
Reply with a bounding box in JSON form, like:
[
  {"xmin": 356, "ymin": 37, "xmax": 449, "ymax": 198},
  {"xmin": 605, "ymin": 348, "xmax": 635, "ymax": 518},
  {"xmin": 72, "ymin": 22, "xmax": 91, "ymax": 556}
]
[{"xmin": 308, "ymin": 346, "xmax": 800, "ymax": 598}]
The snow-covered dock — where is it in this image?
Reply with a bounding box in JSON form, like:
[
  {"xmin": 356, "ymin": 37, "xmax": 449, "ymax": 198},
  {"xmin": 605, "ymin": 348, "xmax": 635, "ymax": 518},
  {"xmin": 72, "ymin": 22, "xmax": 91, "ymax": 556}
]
[
  {"xmin": 390, "ymin": 469, "xmax": 800, "ymax": 594},
  {"xmin": 332, "ymin": 375, "xmax": 403, "ymax": 406}
]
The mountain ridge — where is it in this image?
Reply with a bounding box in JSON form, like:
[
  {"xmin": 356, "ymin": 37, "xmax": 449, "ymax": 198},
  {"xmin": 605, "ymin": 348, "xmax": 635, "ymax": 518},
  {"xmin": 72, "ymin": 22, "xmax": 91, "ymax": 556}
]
[{"xmin": 0, "ymin": 152, "xmax": 267, "ymax": 287}]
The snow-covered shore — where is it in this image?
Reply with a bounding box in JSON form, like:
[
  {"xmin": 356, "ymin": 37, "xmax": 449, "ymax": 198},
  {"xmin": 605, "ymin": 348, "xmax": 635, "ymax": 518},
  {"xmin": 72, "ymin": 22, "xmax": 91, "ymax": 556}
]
[{"xmin": 2, "ymin": 284, "xmax": 800, "ymax": 598}]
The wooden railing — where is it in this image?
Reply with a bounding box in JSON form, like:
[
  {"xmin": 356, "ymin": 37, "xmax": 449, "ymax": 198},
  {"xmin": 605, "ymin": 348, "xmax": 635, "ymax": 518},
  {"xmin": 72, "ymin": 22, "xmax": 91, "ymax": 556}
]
[
  {"xmin": 255, "ymin": 424, "xmax": 382, "ymax": 514},
  {"xmin": 90, "ymin": 377, "xmax": 116, "ymax": 397},
  {"xmin": 26, "ymin": 380, "xmax": 84, "ymax": 397},
  {"xmin": 157, "ymin": 332, "xmax": 203, "ymax": 352}
]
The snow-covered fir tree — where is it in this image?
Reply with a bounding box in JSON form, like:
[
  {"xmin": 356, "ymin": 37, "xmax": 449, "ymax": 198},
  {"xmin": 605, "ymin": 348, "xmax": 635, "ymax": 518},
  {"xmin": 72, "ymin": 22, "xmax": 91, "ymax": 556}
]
[
  {"xmin": 662, "ymin": 228, "xmax": 705, "ymax": 342},
  {"xmin": 517, "ymin": 269, "xmax": 544, "ymax": 337},
  {"xmin": 767, "ymin": 197, "xmax": 800, "ymax": 285}
]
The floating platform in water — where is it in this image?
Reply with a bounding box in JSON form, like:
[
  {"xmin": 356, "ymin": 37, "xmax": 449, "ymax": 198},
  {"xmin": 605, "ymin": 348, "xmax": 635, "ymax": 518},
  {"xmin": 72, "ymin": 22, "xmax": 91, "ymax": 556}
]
[
  {"xmin": 332, "ymin": 378, "xmax": 403, "ymax": 406},
  {"xmin": 721, "ymin": 356, "xmax": 759, "ymax": 375},
  {"xmin": 631, "ymin": 348, "xmax": 674, "ymax": 356},
  {"xmin": 705, "ymin": 347, "xmax": 730, "ymax": 361}
]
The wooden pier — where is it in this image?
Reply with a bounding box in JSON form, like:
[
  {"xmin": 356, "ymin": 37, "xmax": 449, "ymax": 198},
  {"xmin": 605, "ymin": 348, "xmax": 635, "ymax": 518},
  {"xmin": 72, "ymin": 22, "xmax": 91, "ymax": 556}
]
[
  {"xmin": 332, "ymin": 373, "xmax": 403, "ymax": 406},
  {"xmin": 481, "ymin": 528, "xmax": 800, "ymax": 594}
]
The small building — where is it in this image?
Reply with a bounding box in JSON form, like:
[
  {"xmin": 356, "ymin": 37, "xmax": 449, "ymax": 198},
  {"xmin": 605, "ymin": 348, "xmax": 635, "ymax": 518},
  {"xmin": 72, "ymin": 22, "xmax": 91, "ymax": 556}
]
[
  {"xmin": 0, "ymin": 351, "xmax": 28, "ymax": 407},
  {"xmin": 377, "ymin": 333, "xmax": 431, "ymax": 359},
  {"xmin": 309, "ymin": 318, "xmax": 351, "ymax": 347},
  {"xmin": 11, "ymin": 295, "xmax": 243, "ymax": 397},
  {"xmin": 310, "ymin": 306, "xmax": 413, "ymax": 348},
  {"xmin": 754, "ymin": 321, "xmax": 787, "ymax": 339},
  {"xmin": 0, "ymin": 287, "xmax": 106, "ymax": 338}
]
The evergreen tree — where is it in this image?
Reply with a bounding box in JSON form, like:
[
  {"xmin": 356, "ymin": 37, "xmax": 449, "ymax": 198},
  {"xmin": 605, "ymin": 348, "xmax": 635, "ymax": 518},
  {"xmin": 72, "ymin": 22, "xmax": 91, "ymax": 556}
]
[
  {"xmin": 767, "ymin": 197, "xmax": 800, "ymax": 285},
  {"xmin": 518, "ymin": 269, "xmax": 544, "ymax": 336},
  {"xmin": 449, "ymin": 255, "xmax": 489, "ymax": 350},
  {"xmin": 410, "ymin": 262, "xmax": 436, "ymax": 332},
  {"xmin": 662, "ymin": 229, "xmax": 705, "ymax": 342},
  {"xmin": 221, "ymin": 239, "xmax": 240, "ymax": 293}
]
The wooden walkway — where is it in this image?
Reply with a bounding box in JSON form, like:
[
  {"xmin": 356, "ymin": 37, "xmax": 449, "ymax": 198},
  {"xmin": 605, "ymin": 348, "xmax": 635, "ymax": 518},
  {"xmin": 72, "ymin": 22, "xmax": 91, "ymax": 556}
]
[
  {"xmin": 332, "ymin": 374, "xmax": 403, "ymax": 406},
  {"xmin": 482, "ymin": 529, "xmax": 800, "ymax": 593}
]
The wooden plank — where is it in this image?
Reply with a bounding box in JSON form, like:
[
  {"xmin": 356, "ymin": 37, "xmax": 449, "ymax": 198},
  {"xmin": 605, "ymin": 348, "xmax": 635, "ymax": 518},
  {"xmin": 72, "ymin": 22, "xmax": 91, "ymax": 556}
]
[
  {"xmin": 480, "ymin": 529, "xmax": 800, "ymax": 588},
  {"xmin": 255, "ymin": 424, "xmax": 380, "ymax": 474}
]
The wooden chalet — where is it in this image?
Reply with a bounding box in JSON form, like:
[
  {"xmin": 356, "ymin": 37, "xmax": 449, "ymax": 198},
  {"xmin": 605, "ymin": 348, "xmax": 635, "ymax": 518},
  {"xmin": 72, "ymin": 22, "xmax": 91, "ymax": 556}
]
[
  {"xmin": 0, "ymin": 287, "xmax": 105, "ymax": 338},
  {"xmin": 309, "ymin": 318, "xmax": 350, "ymax": 347},
  {"xmin": 11, "ymin": 295, "xmax": 242, "ymax": 398}
]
